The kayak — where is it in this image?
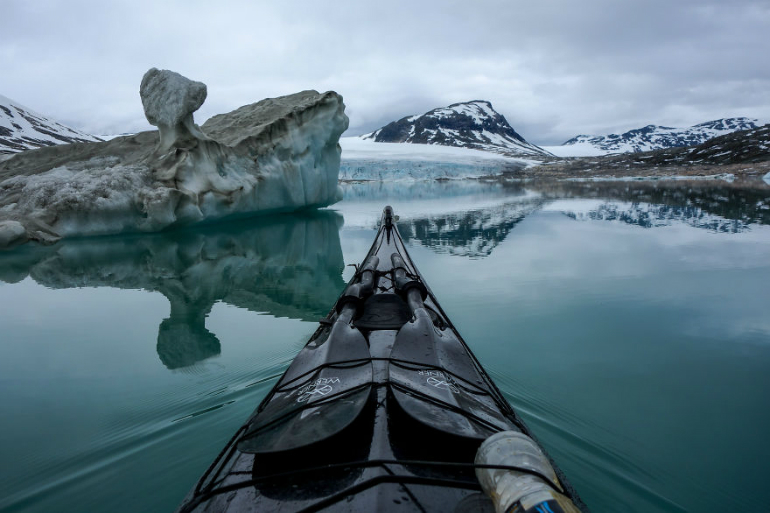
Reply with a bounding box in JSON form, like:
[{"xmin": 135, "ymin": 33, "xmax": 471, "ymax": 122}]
[{"xmin": 177, "ymin": 206, "xmax": 587, "ymax": 512}]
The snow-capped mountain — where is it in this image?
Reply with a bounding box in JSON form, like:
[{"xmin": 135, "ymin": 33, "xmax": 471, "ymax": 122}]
[
  {"xmin": 563, "ymin": 117, "xmax": 762, "ymax": 154},
  {"xmin": 0, "ymin": 94, "xmax": 102, "ymax": 155},
  {"xmin": 363, "ymin": 101, "xmax": 552, "ymax": 157}
]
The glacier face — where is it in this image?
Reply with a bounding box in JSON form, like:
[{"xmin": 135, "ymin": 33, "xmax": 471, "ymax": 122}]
[
  {"xmin": 340, "ymin": 159, "xmax": 521, "ymax": 181},
  {"xmin": 0, "ymin": 71, "xmax": 348, "ymax": 250},
  {"xmin": 339, "ymin": 137, "xmax": 534, "ymax": 181}
]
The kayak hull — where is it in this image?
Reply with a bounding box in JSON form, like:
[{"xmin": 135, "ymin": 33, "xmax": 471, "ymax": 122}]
[{"xmin": 177, "ymin": 207, "xmax": 586, "ymax": 512}]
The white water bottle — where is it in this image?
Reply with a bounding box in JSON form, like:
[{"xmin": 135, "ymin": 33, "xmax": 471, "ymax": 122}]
[{"xmin": 475, "ymin": 431, "xmax": 582, "ymax": 513}]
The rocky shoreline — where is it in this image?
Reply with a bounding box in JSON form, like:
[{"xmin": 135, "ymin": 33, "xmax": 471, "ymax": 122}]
[
  {"xmin": 505, "ymin": 159, "xmax": 770, "ymax": 187},
  {"xmin": 507, "ymin": 123, "xmax": 770, "ymax": 187}
]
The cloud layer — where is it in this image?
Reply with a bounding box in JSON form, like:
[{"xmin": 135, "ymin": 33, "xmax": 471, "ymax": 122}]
[{"xmin": 2, "ymin": 0, "xmax": 768, "ymax": 144}]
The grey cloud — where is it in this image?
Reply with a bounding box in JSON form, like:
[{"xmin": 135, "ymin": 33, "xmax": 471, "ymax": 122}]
[{"xmin": 1, "ymin": 0, "xmax": 768, "ymax": 145}]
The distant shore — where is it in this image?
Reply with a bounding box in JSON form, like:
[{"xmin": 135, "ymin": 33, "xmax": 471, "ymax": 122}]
[{"xmin": 508, "ymin": 159, "xmax": 770, "ymax": 187}]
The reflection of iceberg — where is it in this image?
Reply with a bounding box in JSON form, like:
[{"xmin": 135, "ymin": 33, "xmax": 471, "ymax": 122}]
[
  {"xmin": 531, "ymin": 181, "xmax": 770, "ymax": 232},
  {"xmin": 158, "ymin": 314, "xmax": 221, "ymax": 370},
  {"xmin": 0, "ymin": 211, "xmax": 346, "ymax": 368}
]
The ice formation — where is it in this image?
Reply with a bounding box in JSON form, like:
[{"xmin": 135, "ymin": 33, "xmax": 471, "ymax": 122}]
[
  {"xmin": 339, "ymin": 137, "xmax": 533, "ymax": 181},
  {"xmin": 0, "ymin": 68, "xmax": 348, "ymax": 249},
  {"xmin": 139, "ymin": 68, "xmax": 210, "ymax": 153}
]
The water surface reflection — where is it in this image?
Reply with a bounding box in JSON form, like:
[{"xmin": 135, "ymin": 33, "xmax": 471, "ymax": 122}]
[
  {"xmin": 0, "ymin": 211, "xmax": 345, "ymax": 369},
  {"xmin": 339, "ymin": 179, "xmax": 770, "ymax": 259},
  {"xmin": 1, "ymin": 178, "xmax": 769, "ymax": 513},
  {"xmin": 529, "ymin": 180, "xmax": 770, "ymax": 232}
]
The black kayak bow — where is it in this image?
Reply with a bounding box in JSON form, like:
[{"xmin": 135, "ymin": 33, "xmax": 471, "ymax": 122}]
[{"xmin": 177, "ymin": 206, "xmax": 587, "ymax": 513}]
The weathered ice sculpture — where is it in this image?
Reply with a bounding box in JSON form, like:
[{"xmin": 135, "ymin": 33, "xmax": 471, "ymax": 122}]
[
  {"xmin": 0, "ymin": 68, "xmax": 348, "ymax": 250},
  {"xmin": 139, "ymin": 68, "xmax": 210, "ymax": 153}
]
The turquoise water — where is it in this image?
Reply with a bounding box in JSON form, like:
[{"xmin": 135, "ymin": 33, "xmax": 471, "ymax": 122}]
[{"xmin": 1, "ymin": 179, "xmax": 769, "ymax": 512}]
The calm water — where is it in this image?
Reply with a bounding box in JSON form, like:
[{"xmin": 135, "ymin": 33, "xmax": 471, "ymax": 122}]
[{"xmin": 1, "ymin": 178, "xmax": 769, "ymax": 512}]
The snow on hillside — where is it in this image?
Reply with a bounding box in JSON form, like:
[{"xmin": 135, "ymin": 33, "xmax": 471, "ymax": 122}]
[
  {"xmin": 342, "ymin": 136, "xmax": 522, "ymax": 162},
  {"xmin": 362, "ymin": 100, "xmax": 552, "ymax": 157},
  {"xmin": 0, "ymin": 94, "xmax": 102, "ymax": 155},
  {"xmin": 562, "ymin": 118, "xmax": 764, "ymax": 154},
  {"xmin": 339, "ymin": 136, "xmax": 536, "ymax": 181},
  {"xmin": 539, "ymin": 143, "xmax": 608, "ymax": 157}
]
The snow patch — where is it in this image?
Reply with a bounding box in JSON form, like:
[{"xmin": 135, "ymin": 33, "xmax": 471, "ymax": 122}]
[
  {"xmin": 540, "ymin": 144, "xmax": 609, "ymax": 157},
  {"xmin": 565, "ymin": 173, "xmax": 736, "ymax": 183},
  {"xmin": 342, "ymin": 137, "xmax": 517, "ymax": 162}
]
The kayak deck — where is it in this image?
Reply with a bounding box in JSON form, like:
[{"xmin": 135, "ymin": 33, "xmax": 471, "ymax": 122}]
[{"xmin": 178, "ymin": 206, "xmax": 585, "ymax": 512}]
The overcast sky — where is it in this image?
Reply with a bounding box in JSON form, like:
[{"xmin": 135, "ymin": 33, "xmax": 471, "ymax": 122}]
[{"xmin": 2, "ymin": 0, "xmax": 769, "ymax": 145}]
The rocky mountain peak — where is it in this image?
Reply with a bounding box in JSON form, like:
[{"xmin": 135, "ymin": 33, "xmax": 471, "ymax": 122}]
[
  {"xmin": 363, "ymin": 101, "xmax": 551, "ymax": 157},
  {"xmin": 0, "ymin": 94, "xmax": 102, "ymax": 156}
]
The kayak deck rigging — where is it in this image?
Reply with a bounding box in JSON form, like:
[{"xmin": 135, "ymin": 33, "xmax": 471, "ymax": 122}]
[{"xmin": 178, "ymin": 206, "xmax": 586, "ymax": 512}]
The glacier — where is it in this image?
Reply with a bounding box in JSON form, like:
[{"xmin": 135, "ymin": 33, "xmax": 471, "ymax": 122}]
[
  {"xmin": 0, "ymin": 69, "xmax": 348, "ymax": 250},
  {"xmin": 339, "ymin": 137, "xmax": 535, "ymax": 181}
]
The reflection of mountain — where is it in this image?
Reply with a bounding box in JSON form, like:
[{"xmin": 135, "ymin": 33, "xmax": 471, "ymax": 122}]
[
  {"xmin": 564, "ymin": 203, "xmax": 751, "ymax": 232},
  {"xmin": 0, "ymin": 211, "xmax": 345, "ymax": 369},
  {"xmin": 530, "ymin": 181, "xmax": 770, "ymax": 233},
  {"xmin": 399, "ymin": 196, "xmax": 545, "ymax": 258}
]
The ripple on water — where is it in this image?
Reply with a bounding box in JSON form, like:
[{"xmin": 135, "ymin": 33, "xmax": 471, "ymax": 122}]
[{"xmin": 489, "ymin": 368, "xmax": 694, "ymax": 513}]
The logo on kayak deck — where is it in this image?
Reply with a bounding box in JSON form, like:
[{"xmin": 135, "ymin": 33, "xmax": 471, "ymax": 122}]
[
  {"xmin": 418, "ymin": 370, "xmax": 459, "ymax": 394},
  {"xmin": 296, "ymin": 377, "xmax": 340, "ymax": 403}
]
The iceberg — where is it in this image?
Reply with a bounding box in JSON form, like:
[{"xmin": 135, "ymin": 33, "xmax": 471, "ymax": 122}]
[{"xmin": 0, "ymin": 68, "xmax": 348, "ymax": 249}]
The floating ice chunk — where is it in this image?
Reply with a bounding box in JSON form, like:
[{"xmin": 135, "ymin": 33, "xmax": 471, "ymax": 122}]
[{"xmin": 0, "ymin": 70, "xmax": 348, "ymax": 249}]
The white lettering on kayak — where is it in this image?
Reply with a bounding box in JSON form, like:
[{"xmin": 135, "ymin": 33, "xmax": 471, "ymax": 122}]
[
  {"xmin": 418, "ymin": 370, "xmax": 459, "ymax": 393},
  {"xmin": 295, "ymin": 377, "xmax": 340, "ymax": 403}
]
